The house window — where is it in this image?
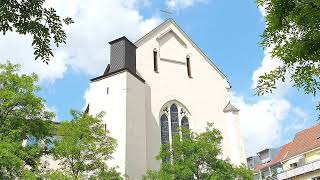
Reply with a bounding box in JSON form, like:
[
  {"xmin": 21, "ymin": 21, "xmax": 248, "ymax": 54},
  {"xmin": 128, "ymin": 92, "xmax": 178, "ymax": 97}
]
[
  {"xmin": 186, "ymin": 55, "xmax": 192, "ymax": 78},
  {"xmin": 290, "ymin": 162, "xmax": 298, "ymax": 169},
  {"xmin": 170, "ymin": 104, "xmax": 179, "ymax": 141},
  {"xmin": 153, "ymin": 49, "xmax": 158, "ymax": 73}
]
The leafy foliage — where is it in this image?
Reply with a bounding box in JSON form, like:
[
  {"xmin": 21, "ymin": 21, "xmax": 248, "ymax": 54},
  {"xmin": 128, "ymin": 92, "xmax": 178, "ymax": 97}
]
[
  {"xmin": 53, "ymin": 110, "xmax": 122, "ymax": 179},
  {"xmin": 0, "ymin": 138, "xmax": 24, "ymax": 178},
  {"xmin": 0, "ymin": 0, "xmax": 74, "ymax": 63},
  {"xmin": 0, "ymin": 62, "xmax": 54, "ymax": 141},
  {"xmin": 0, "ymin": 62, "xmax": 55, "ymax": 178},
  {"xmin": 42, "ymin": 170, "xmax": 71, "ymax": 180},
  {"xmin": 255, "ymin": 0, "xmax": 320, "ymax": 114},
  {"xmin": 143, "ymin": 124, "xmax": 254, "ymax": 180}
]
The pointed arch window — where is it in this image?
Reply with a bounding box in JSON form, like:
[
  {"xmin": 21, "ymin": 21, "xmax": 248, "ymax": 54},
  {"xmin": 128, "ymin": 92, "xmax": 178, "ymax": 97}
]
[
  {"xmin": 160, "ymin": 114, "xmax": 169, "ymax": 145},
  {"xmin": 181, "ymin": 116, "xmax": 189, "ymax": 129},
  {"xmin": 170, "ymin": 104, "xmax": 179, "ymax": 141},
  {"xmin": 159, "ymin": 101, "xmax": 190, "ymax": 162},
  {"xmin": 160, "ymin": 114, "xmax": 170, "ymax": 162},
  {"xmin": 181, "ymin": 116, "xmax": 189, "ymax": 139}
]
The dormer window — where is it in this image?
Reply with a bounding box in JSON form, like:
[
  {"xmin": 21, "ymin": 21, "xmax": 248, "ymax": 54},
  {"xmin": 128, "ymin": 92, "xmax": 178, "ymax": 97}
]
[
  {"xmin": 153, "ymin": 49, "xmax": 158, "ymax": 73},
  {"xmin": 186, "ymin": 55, "xmax": 192, "ymax": 78}
]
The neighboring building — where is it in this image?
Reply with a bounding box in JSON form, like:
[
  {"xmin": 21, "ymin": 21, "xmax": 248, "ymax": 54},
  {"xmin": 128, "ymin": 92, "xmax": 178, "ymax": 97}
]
[
  {"xmin": 247, "ymin": 156, "xmax": 261, "ymax": 179},
  {"xmin": 256, "ymin": 144, "xmax": 291, "ymax": 180},
  {"xmin": 247, "ymin": 147, "xmax": 282, "ymax": 180},
  {"xmin": 278, "ymin": 124, "xmax": 320, "ymax": 180},
  {"xmin": 248, "ymin": 124, "xmax": 320, "ymax": 180},
  {"xmin": 247, "ymin": 156, "xmax": 261, "ymax": 170},
  {"xmin": 85, "ymin": 19, "xmax": 246, "ymax": 179},
  {"xmin": 258, "ymin": 148, "xmax": 281, "ymax": 165}
]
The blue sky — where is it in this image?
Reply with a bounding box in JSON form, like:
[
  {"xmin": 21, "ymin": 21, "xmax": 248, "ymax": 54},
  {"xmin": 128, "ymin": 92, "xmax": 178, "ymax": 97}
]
[{"xmin": 0, "ymin": 0, "xmax": 317, "ymax": 156}]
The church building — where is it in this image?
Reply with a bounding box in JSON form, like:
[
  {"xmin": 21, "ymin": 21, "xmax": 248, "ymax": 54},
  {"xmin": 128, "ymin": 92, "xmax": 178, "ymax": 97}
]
[{"xmin": 86, "ymin": 19, "xmax": 246, "ymax": 179}]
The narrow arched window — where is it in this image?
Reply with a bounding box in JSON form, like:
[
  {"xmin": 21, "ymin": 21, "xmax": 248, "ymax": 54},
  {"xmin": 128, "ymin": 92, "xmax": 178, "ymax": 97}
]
[
  {"xmin": 153, "ymin": 49, "xmax": 158, "ymax": 73},
  {"xmin": 181, "ymin": 116, "xmax": 189, "ymax": 139},
  {"xmin": 181, "ymin": 116, "xmax": 189, "ymax": 129},
  {"xmin": 170, "ymin": 104, "xmax": 179, "ymax": 141},
  {"xmin": 186, "ymin": 56, "xmax": 192, "ymax": 78},
  {"xmin": 160, "ymin": 114, "xmax": 169, "ymax": 145}
]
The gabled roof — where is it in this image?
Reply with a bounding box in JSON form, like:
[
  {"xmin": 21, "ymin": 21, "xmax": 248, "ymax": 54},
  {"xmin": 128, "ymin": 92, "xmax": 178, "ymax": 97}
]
[
  {"xmin": 134, "ymin": 18, "xmax": 228, "ymax": 81},
  {"xmin": 223, "ymin": 101, "xmax": 239, "ymax": 113},
  {"xmin": 285, "ymin": 123, "xmax": 320, "ymax": 160},
  {"xmin": 272, "ymin": 143, "xmax": 291, "ymax": 164},
  {"xmin": 255, "ymin": 143, "xmax": 291, "ymax": 171}
]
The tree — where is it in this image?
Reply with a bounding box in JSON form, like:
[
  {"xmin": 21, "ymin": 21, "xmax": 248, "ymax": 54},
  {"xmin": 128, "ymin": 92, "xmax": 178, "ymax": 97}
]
[
  {"xmin": 0, "ymin": 62, "xmax": 55, "ymax": 178},
  {"xmin": 0, "ymin": 0, "xmax": 73, "ymax": 64},
  {"xmin": 143, "ymin": 124, "xmax": 253, "ymax": 180},
  {"xmin": 256, "ymin": 0, "xmax": 320, "ymax": 113},
  {"xmin": 53, "ymin": 110, "xmax": 122, "ymax": 179}
]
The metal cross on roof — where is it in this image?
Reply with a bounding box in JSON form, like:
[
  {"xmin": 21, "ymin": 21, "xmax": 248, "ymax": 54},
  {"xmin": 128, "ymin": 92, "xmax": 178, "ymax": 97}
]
[{"xmin": 160, "ymin": 9, "xmax": 173, "ymax": 19}]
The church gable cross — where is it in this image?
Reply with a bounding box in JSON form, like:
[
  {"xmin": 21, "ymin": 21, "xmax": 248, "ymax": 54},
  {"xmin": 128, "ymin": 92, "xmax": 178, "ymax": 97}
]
[{"xmin": 160, "ymin": 9, "xmax": 173, "ymax": 19}]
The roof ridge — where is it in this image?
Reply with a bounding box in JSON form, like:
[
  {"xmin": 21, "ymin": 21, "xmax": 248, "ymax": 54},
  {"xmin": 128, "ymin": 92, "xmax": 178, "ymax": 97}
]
[
  {"xmin": 134, "ymin": 18, "xmax": 229, "ymax": 81},
  {"xmin": 284, "ymin": 123, "xmax": 320, "ymax": 160}
]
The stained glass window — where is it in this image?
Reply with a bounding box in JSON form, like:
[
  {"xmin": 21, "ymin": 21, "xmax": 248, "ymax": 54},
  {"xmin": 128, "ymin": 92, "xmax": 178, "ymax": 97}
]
[
  {"xmin": 181, "ymin": 116, "xmax": 189, "ymax": 129},
  {"xmin": 181, "ymin": 116, "xmax": 189, "ymax": 139},
  {"xmin": 170, "ymin": 104, "xmax": 179, "ymax": 141},
  {"xmin": 160, "ymin": 114, "xmax": 169, "ymax": 145},
  {"xmin": 160, "ymin": 114, "xmax": 170, "ymax": 162}
]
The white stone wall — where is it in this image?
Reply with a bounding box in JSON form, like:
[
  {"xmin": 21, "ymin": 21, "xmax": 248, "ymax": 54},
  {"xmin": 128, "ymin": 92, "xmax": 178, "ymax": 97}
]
[
  {"xmin": 224, "ymin": 111, "xmax": 246, "ymax": 165},
  {"xmin": 87, "ymin": 20, "xmax": 247, "ymax": 178},
  {"xmin": 87, "ymin": 71, "xmax": 148, "ymax": 179},
  {"xmin": 87, "ymin": 72, "xmax": 127, "ymax": 174},
  {"xmin": 126, "ymin": 72, "xmax": 147, "ymax": 179},
  {"xmin": 135, "ymin": 21, "xmax": 246, "ymax": 169}
]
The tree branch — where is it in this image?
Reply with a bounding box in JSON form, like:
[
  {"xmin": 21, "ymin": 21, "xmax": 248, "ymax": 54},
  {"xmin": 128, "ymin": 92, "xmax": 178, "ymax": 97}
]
[{"xmin": 0, "ymin": 102, "xmax": 20, "ymax": 120}]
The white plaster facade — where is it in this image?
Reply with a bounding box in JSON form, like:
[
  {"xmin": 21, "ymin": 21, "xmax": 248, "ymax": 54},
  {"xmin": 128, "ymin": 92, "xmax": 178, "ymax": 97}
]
[{"xmin": 86, "ymin": 19, "xmax": 246, "ymax": 179}]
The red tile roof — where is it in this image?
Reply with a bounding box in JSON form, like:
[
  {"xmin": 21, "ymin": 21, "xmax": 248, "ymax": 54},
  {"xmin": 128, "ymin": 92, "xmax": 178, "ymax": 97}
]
[
  {"xmin": 285, "ymin": 124, "xmax": 320, "ymax": 160},
  {"xmin": 271, "ymin": 143, "xmax": 291, "ymax": 164},
  {"xmin": 255, "ymin": 143, "xmax": 291, "ymax": 171}
]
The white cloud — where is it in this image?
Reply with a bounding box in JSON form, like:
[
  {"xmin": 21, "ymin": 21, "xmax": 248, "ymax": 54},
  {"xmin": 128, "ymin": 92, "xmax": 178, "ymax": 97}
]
[
  {"xmin": 252, "ymin": 3, "xmax": 293, "ymax": 95},
  {"xmin": 251, "ymin": 47, "xmax": 282, "ymax": 88},
  {"xmin": 0, "ymin": 32, "xmax": 67, "ymax": 84},
  {"xmin": 237, "ymin": 49, "xmax": 302, "ymax": 156},
  {"xmin": 166, "ymin": 0, "xmax": 207, "ymax": 10},
  {"xmin": 232, "ymin": 93, "xmax": 307, "ymax": 156},
  {"xmin": 0, "ymin": 0, "xmax": 161, "ymax": 83},
  {"xmin": 251, "ymin": 47, "xmax": 294, "ymax": 98},
  {"xmin": 234, "ymin": 8, "xmax": 308, "ymax": 156},
  {"xmin": 50, "ymin": 0, "xmax": 161, "ymax": 76},
  {"xmin": 283, "ymin": 107, "xmax": 308, "ymax": 133}
]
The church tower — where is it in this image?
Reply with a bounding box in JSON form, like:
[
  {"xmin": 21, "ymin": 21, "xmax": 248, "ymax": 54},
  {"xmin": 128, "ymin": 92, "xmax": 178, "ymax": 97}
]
[{"xmin": 86, "ymin": 19, "xmax": 246, "ymax": 179}]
